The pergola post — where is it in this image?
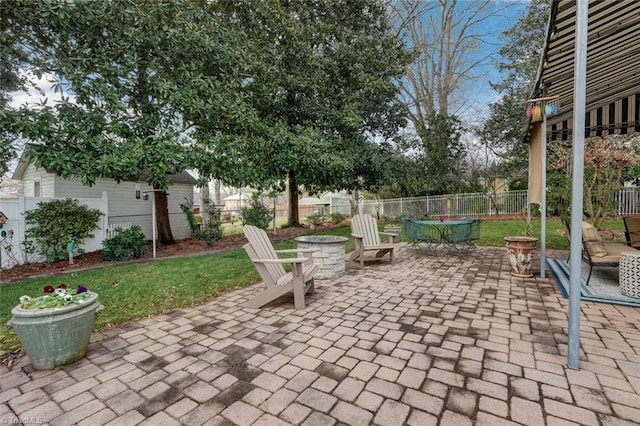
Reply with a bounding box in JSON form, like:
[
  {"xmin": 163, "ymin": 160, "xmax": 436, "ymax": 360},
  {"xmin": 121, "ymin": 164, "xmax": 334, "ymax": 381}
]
[{"xmin": 567, "ymin": 0, "xmax": 589, "ymax": 370}]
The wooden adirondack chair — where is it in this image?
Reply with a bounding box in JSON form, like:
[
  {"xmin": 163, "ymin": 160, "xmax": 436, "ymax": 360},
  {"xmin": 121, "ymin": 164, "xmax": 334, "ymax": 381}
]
[
  {"xmin": 243, "ymin": 225, "xmax": 318, "ymax": 310},
  {"xmin": 350, "ymin": 214, "xmax": 397, "ymax": 268}
]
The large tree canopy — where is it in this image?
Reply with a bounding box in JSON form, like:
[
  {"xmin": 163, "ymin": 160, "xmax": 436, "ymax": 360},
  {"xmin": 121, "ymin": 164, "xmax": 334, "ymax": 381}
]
[
  {"xmin": 3, "ymin": 0, "xmax": 245, "ymax": 242},
  {"xmin": 185, "ymin": 0, "xmax": 412, "ymax": 225},
  {"xmin": 3, "ymin": 0, "xmax": 411, "ymax": 230},
  {"xmin": 0, "ymin": 1, "xmax": 33, "ymax": 177}
]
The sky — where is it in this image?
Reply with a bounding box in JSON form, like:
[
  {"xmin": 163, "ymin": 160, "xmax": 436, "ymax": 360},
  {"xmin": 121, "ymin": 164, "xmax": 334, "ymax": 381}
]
[
  {"xmin": 390, "ymin": 0, "xmax": 531, "ymax": 128},
  {"xmin": 455, "ymin": 1, "xmax": 530, "ymax": 121},
  {"xmin": 478, "ymin": 2, "xmax": 530, "ymax": 99},
  {"xmin": 9, "ymin": 71, "xmax": 64, "ymax": 109}
]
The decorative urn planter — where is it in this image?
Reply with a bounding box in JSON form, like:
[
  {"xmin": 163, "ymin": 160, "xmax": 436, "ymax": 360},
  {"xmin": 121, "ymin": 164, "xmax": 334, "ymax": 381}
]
[
  {"xmin": 8, "ymin": 292, "xmax": 103, "ymax": 370},
  {"xmin": 504, "ymin": 236, "xmax": 539, "ymax": 278}
]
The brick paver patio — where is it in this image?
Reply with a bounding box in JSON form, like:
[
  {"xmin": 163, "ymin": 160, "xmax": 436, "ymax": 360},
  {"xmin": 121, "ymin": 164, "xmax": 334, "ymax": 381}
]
[{"xmin": 2, "ymin": 246, "xmax": 640, "ymax": 425}]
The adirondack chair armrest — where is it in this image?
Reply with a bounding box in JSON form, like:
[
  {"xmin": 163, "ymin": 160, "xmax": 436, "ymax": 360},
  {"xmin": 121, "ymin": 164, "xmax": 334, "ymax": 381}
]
[
  {"xmin": 275, "ymin": 248, "xmax": 316, "ymax": 264},
  {"xmin": 275, "ymin": 249, "xmax": 317, "ymax": 254},
  {"xmin": 352, "ymin": 234, "xmax": 364, "ymax": 248},
  {"xmin": 380, "ymin": 232, "xmax": 398, "ymax": 243},
  {"xmin": 251, "ymin": 257, "xmax": 311, "ymax": 264}
]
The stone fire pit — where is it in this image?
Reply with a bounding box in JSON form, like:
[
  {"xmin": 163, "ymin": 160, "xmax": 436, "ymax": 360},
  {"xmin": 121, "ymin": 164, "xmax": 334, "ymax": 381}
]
[{"xmin": 294, "ymin": 235, "xmax": 349, "ymax": 279}]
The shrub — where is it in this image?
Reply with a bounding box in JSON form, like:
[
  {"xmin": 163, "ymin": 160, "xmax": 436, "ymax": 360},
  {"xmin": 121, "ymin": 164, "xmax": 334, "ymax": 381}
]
[
  {"xmin": 306, "ymin": 213, "xmax": 324, "ymax": 226},
  {"xmin": 199, "ymin": 225, "xmax": 221, "ymax": 245},
  {"xmin": 199, "ymin": 202, "xmax": 223, "ymax": 244},
  {"xmin": 24, "ymin": 198, "xmax": 103, "ymax": 262},
  {"xmin": 180, "ymin": 198, "xmax": 199, "ymax": 236},
  {"xmin": 242, "ymin": 200, "xmax": 272, "ymax": 230},
  {"xmin": 328, "ymin": 212, "xmax": 346, "ymax": 224},
  {"xmin": 180, "ymin": 198, "xmax": 223, "ymax": 244},
  {"xmin": 101, "ymin": 226, "xmax": 147, "ymax": 261}
]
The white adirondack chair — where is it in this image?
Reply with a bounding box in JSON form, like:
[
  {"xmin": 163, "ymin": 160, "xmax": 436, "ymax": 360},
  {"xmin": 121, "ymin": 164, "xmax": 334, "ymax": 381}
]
[
  {"xmin": 350, "ymin": 214, "xmax": 397, "ymax": 268},
  {"xmin": 243, "ymin": 225, "xmax": 318, "ymax": 310}
]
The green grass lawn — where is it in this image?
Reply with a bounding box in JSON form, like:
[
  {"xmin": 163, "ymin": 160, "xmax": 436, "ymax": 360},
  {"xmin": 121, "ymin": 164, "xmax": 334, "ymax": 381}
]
[
  {"xmin": 0, "ymin": 226, "xmax": 354, "ymax": 356},
  {"xmin": 0, "ymin": 218, "xmax": 625, "ymax": 356},
  {"xmin": 477, "ymin": 217, "xmax": 625, "ymax": 249}
]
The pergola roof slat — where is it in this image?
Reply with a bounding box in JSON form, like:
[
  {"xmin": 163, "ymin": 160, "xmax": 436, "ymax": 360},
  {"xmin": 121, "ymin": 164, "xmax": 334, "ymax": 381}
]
[{"xmin": 532, "ymin": 0, "xmax": 640, "ymax": 137}]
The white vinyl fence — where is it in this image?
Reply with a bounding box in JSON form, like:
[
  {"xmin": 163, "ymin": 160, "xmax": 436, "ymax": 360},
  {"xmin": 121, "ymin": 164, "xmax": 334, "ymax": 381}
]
[
  {"xmin": 359, "ymin": 190, "xmax": 529, "ymax": 218},
  {"xmin": 356, "ymin": 187, "xmax": 640, "ymax": 219},
  {"xmin": 617, "ymin": 187, "xmax": 640, "ymax": 216}
]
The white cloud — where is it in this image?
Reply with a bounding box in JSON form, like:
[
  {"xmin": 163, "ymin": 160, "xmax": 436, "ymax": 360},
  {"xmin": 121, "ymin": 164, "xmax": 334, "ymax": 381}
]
[{"xmin": 8, "ymin": 71, "xmax": 65, "ymax": 109}]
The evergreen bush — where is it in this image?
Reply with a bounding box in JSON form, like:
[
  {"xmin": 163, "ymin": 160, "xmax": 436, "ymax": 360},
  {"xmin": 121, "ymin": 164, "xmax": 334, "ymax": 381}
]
[
  {"xmin": 180, "ymin": 198, "xmax": 200, "ymax": 236},
  {"xmin": 181, "ymin": 198, "xmax": 223, "ymax": 244},
  {"xmin": 306, "ymin": 213, "xmax": 324, "ymax": 226},
  {"xmin": 200, "ymin": 201, "xmax": 223, "ymax": 244},
  {"xmin": 328, "ymin": 212, "xmax": 346, "ymax": 224},
  {"xmin": 101, "ymin": 226, "xmax": 148, "ymax": 261},
  {"xmin": 24, "ymin": 198, "xmax": 103, "ymax": 262},
  {"xmin": 241, "ymin": 199, "xmax": 272, "ymax": 230}
]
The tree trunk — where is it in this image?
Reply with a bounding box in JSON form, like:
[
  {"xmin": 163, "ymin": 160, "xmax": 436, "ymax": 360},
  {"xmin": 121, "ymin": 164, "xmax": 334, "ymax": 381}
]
[
  {"xmin": 287, "ymin": 171, "xmax": 301, "ymax": 227},
  {"xmin": 155, "ymin": 188, "xmax": 175, "ymax": 245},
  {"xmin": 350, "ymin": 189, "xmax": 359, "ymax": 216},
  {"xmin": 213, "ymin": 180, "xmax": 221, "ymax": 205}
]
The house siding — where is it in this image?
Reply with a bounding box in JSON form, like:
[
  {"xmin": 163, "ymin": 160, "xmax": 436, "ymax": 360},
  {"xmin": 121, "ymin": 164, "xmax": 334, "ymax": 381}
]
[
  {"xmin": 21, "ymin": 164, "xmax": 55, "ymax": 197},
  {"xmin": 106, "ymin": 184, "xmax": 194, "ymax": 240}
]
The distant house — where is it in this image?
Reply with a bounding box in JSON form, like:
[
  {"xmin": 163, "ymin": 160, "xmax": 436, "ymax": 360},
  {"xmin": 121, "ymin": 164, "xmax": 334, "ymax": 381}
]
[
  {"xmin": 223, "ymin": 192, "xmax": 252, "ymax": 212},
  {"xmin": 11, "ymin": 145, "xmax": 197, "ymax": 240}
]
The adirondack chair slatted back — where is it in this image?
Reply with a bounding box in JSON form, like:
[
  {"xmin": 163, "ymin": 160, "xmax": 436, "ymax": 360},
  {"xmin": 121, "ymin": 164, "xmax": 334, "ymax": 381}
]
[
  {"xmin": 351, "ymin": 214, "xmax": 382, "ymax": 247},
  {"xmin": 244, "ymin": 225, "xmax": 286, "ymax": 287}
]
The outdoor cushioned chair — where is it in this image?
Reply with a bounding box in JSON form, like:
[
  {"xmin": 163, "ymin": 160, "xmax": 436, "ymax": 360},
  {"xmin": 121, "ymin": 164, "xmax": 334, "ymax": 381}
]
[
  {"xmin": 243, "ymin": 225, "xmax": 317, "ymax": 310},
  {"xmin": 581, "ymin": 221, "xmax": 631, "ymax": 285},
  {"xmin": 623, "ymin": 216, "xmax": 640, "ymax": 249},
  {"xmin": 350, "ymin": 214, "xmax": 397, "ymax": 268}
]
